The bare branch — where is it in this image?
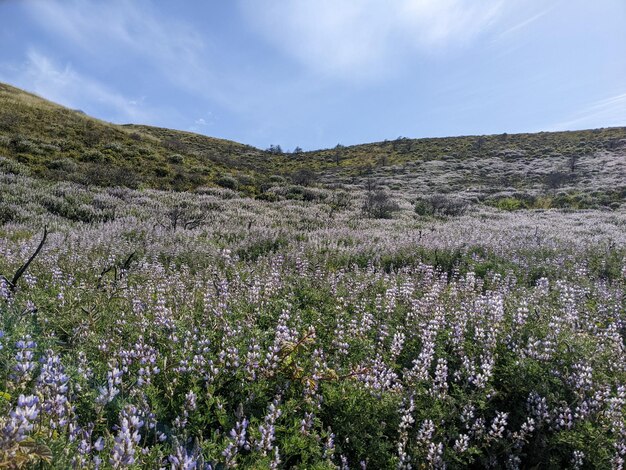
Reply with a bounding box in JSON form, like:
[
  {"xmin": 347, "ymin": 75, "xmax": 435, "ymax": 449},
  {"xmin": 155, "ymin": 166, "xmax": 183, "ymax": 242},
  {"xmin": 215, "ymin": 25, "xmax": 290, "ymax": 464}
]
[{"xmin": 8, "ymin": 227, "xmax": 48, "ymax": 292}]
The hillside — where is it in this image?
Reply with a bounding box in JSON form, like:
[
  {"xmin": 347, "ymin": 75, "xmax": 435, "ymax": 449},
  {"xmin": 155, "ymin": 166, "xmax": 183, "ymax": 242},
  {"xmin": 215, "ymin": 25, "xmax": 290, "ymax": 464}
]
[
  {"xmin": 0, "ymin": 82, "xmax": 270, "ymax": 190},
  {"xmin": 1, "ymin": 81, "xmax": 625, "ymax": 210},
  {"xmin": 1, "ymin": 81, "xmax": 626, "ymax": 468}
]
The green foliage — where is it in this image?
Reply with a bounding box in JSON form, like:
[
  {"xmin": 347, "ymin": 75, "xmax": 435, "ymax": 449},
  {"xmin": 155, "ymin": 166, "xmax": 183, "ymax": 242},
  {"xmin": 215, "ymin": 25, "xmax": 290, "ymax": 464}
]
[
  {"xmin": 236, "ymin": 236, "xmax": 288, "ymax": 261},
  {"xmin": 414, "ymin": 195, "xmax": 468, "ymax": 217},
  {"xmin": 216, "ymin": 175, "xmax": 239, "ymax": 190},
  {"xmin": 320, "ymin": 382, "xmax": 401, "ymax": 468},
  {"xmin": 489, "ymin": 189, "xmax": 625, "ymax": 211},
  {"xmin": 1, "ymin": 81, "xmax": 626, "ymax": 202}
]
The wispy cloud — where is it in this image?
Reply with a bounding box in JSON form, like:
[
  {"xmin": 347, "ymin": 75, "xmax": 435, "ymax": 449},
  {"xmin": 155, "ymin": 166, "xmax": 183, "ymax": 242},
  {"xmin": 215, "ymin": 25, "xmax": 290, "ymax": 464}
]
[
  {"xmin": 550, "ymin": 92, "xmax": 626, "ymax": 131},
  {"xmin": 21, "ymin": 0, "xmax": 224, "ymax": 102},
  {"xmin": 239, "ymin": 0, "xmax": 503, "ymax": 81},
  {"xmin": 493, "ymin": 5, "xmax": 555, "ymax": 40},
  {"xmin": 0, "ymin": 49, "xmax": 153, "ymax": 123}
]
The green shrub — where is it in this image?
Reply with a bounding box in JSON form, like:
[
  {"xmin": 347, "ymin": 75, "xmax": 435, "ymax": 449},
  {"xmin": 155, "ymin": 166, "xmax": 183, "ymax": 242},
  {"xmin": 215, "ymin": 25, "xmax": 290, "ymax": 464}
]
[
  {"xmin": 217, "ymin": 175, "xmax": 239, "ymax": 190},
  {"xmin": 80, "ymin": 150, "xmax": 107, "ymax": 163},
  {"xmin": 168, "ymin": 154, "xmax": 185, "ymax": 164},
  {"xmin": 0, "ymin": 156, "xmax": 30, "ymax": 176},
  {"xmin": 47, "ymin": 158, "xmax": 79, "ymax": 173},
  {"xmin": 154, "ymin": 166, "xmax": 170, "ymax": 177},
  {"xmin": 415, "ymin": 195, "xmax": 468, "ymax": 217}
]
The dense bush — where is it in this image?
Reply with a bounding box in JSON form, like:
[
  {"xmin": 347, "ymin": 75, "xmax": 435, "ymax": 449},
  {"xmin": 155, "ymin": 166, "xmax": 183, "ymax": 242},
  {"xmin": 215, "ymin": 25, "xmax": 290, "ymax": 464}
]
[
  {"xmin": 362, "ymin": 189, "xmax": 399, "ymax": 218},
  {"xmin": 47, "ymin": 158, "xmax": 79, "ymax": 173},
  {"xmin": 168, "ymin": 154, "xmax": 185, "ymax": 164},
  {"xmin": 216, "ymin": 175, "xmax": 239, "ymax": 190},
  {"xmin": 414, "ymin": 194, "xmax": 468, "ymax": 217},
  {"xmin": 0, "ymin": 156, "xmax": 30, "ymax": 176},
  {"xmin": 83, "ymin": 165, "xmax": 140, "ymax": 188},
  {"xmin": 291, "ymin": 169, "xmax": 317, "ymax": 186}
]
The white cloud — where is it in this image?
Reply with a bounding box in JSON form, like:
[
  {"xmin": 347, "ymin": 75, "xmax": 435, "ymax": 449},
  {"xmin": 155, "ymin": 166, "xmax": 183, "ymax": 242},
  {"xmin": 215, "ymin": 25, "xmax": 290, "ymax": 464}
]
[
  {"xmin": 0, "ymin": 49, "xmax": 152, "ymax": 123},
  {"xmin": 550, "ymin": 92, "xmax": 626, "ymax": 131},
  {"xmin": 22, "ymin": 0, "xmax": 222, "ymax": 102},
  {"xmin": 239, "ymin": 0, "xmax": 503, "ymax": 80}
]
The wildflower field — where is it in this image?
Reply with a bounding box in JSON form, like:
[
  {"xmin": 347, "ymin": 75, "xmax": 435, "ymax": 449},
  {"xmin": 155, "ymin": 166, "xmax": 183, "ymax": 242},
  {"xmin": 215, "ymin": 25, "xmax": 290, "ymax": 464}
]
[{"xmin": 0, "ymin": 165, "xmax": 625, "ymax": 469}]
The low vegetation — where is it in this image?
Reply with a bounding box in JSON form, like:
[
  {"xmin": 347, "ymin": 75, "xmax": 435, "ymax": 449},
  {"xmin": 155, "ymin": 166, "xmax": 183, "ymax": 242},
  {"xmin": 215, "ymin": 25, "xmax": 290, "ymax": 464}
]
[{"xmin": 0, "ymin": 82, "xmax": 625, "ymax": 468}]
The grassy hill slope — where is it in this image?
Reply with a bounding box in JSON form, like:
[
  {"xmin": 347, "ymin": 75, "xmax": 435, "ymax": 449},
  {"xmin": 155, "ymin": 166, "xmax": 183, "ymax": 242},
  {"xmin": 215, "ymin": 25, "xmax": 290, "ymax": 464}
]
[
  {"xmin": 1, "ymin": 81, "xmax": 625, "ymax": 206},
  {"xmin": 0, "ymin": 83, "xmax": 271, "ymax": 190}
]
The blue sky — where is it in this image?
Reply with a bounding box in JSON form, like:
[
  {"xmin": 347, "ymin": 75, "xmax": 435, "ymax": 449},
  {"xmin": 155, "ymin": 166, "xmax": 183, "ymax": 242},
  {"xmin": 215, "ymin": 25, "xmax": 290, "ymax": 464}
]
[{"xmin": 0, "ymin": 0, "xmax": 625, "ymax": 150}]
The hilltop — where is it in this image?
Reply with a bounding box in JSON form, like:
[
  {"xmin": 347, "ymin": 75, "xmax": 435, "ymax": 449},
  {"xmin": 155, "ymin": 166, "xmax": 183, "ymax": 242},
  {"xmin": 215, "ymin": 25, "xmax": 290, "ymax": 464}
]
[{"xmin": 1, "ymin": 81, "xmax": 625, "ymax": 209}]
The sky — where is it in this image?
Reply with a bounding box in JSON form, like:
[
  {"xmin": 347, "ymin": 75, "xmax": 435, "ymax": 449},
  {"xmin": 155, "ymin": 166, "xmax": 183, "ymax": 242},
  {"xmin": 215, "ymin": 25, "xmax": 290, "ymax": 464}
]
[{"xmin": 0, "ymin": 0, "xmax": 625, "ymax": 151}]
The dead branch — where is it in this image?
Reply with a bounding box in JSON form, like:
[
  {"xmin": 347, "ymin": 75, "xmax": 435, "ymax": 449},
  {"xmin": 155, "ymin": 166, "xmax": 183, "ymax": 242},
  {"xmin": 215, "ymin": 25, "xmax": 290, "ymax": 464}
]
[
  {"xmin": 2, "ymin": 227, "xmax": 48, "ymax": 292},
  {"xmin": 97, "ymin": 251, "xmax": 136, "ymax": 289}
]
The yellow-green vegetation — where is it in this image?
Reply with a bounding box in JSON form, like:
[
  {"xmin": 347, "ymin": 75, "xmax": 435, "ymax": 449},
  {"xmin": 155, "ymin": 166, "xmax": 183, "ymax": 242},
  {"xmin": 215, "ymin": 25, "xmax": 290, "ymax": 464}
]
[
  {"xmin": 0, "ymin": 83, "xmax": 265, "ymax": 190},
  {"xmin": 2, "ymin": 82, "xmax": 626, "ymax": 200}
]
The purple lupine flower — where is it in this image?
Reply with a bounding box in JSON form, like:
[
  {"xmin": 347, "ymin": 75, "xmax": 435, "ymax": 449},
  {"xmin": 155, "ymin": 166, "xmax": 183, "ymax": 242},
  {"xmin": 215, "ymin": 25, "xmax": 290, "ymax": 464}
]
[
  {"xmin": 269, "ymin": 446, "xmax": 281, "ymax": 470},
  {"xmin": 245, "ymin": 341, "xmax": 261, "ymax": 381},
  {"xmin": 222, "ymin": 417, "xmax": 249, "ymax": 465},
  {"xmin": 432, "ymin": 358, "xmax": 449, "ymax": 398},
  {"xmin": 488, "ymin": 412, "xmax": 508, "ymax": 439},
  {"xmin": 257, "ymin": 400, "xmax": 282, "ymax": 455},
  {"xmin": 1, "ymin": 394, "xmax": 40, "ymax": 451},
  {"xmin": 12, "ymin": 336, "xmax": 37, "ymax": 387},
  {"xmin": 96, "ymin": 364, "xmax": 123, "ymax": 405},
  {"xmin": 426, "ymin": 442, "xmax": 444, "ymax": 469},
  {"xmin": 571, "ymin": 450, "xmax": 585, "ymax": 470},
  {"xmin": 397, "ymin": 395, "xmax": 415, "ymax": 469},
  {"xmin": 323, "ymin": 430, "xmax": 335, "ymax": 460},
  {"xmin": 168, "ymin": 442, "xmax": 199, "ymax": 470},
  {"xmin": 94, "ymin": 436, "xmax": 105, "ymax": 451},
  {"xmin": 453, "ymin": 433, "xmax": 470, "ymax": 453},
  {"xmin": 110, "ymin": 406, "xmax": 144, "ymax": 468},
  {"xmin": 37, "ymin": 350, "xmax": 72, "ymax": 431},
  {"xmin": 300, "ymin": 411, "xmax": 314, "ymax": 435},
  {"xmin": 174, "ymin": 390, "xmax": 197, "ymax": 430}
]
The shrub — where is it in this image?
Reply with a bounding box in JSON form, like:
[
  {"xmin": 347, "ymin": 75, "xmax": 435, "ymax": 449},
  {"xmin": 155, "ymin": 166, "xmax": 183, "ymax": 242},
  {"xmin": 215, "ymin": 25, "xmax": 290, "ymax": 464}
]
[
  {"xmin": 0, "ymin": 204, "xmax": 17, "ymax": 225},
  {"xmin": 328, "ymin": 191, "xmax": 351, "ymax": 211},
  {"xmin": 545, "ymin": 171, "xmax": 573, "ymax": 189},
  {"xmin": 216, "ymin": 175, "xmax": 239, "ymax": 190},
  {"xmin": 281, "ymin": 185, "xmax": 328, "ymax": 202},
  {"xmin": 84, "ymin": 165, "xmax": 140, "ymax": 188},
  {"xmin": 9, "ymin": 136, "xmax": 40, "ymax": 154},
  {"xmin": 0, "ymin": 156, "xmax": 30, "ymax": 176},
  {"xmin": 103, "ymin": 142, "xmax": 124, "ymax": 152},
  {"xmin": 82, "ymin": 127, "xmax": 103, "ymax": 146},
  {"xmin": 415, "ymin": 195, "xmax": 468, "ymax": 217},
  {"xmin": 154, "ymin": 166, "xmax": 170, "ymax": 177},
  {"xmin": 236, "ymin": 174, "xmax": 255, "ymax": 188},
  {"xmin": 362, "ymin": 189, "xmax": 399, "ymax": 219},
  {"xmin": 47, "ymin": 158, "xmax": 79, "ymax": 173},
  {"xmin": 291, "ymin": 168, "xmax": 317, "ymax": 186},
  {"xmin": 80, "ymin": 150, "xmax": 107, "ymax": 163},
  {"xmin": 194, "ymin": 186, "xmax": 239, "ymax": 199},
  {"xmin": 255, "ymin": 192, "xmax": 280, "ymax": 202},
  {"xmin": 163, "ymin": 137, "xmax": 185, "ymax": 152},
  {"xmin": 0, "ymin": 112, "xmax": 18, "ymax": 131},
  {"xmin": 168, "ymin": 154, "xmax": 185, "ymax": 164},
  {"xmin": 269, "ymin": 175, "xmax": 286, "ymax": 185}
]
